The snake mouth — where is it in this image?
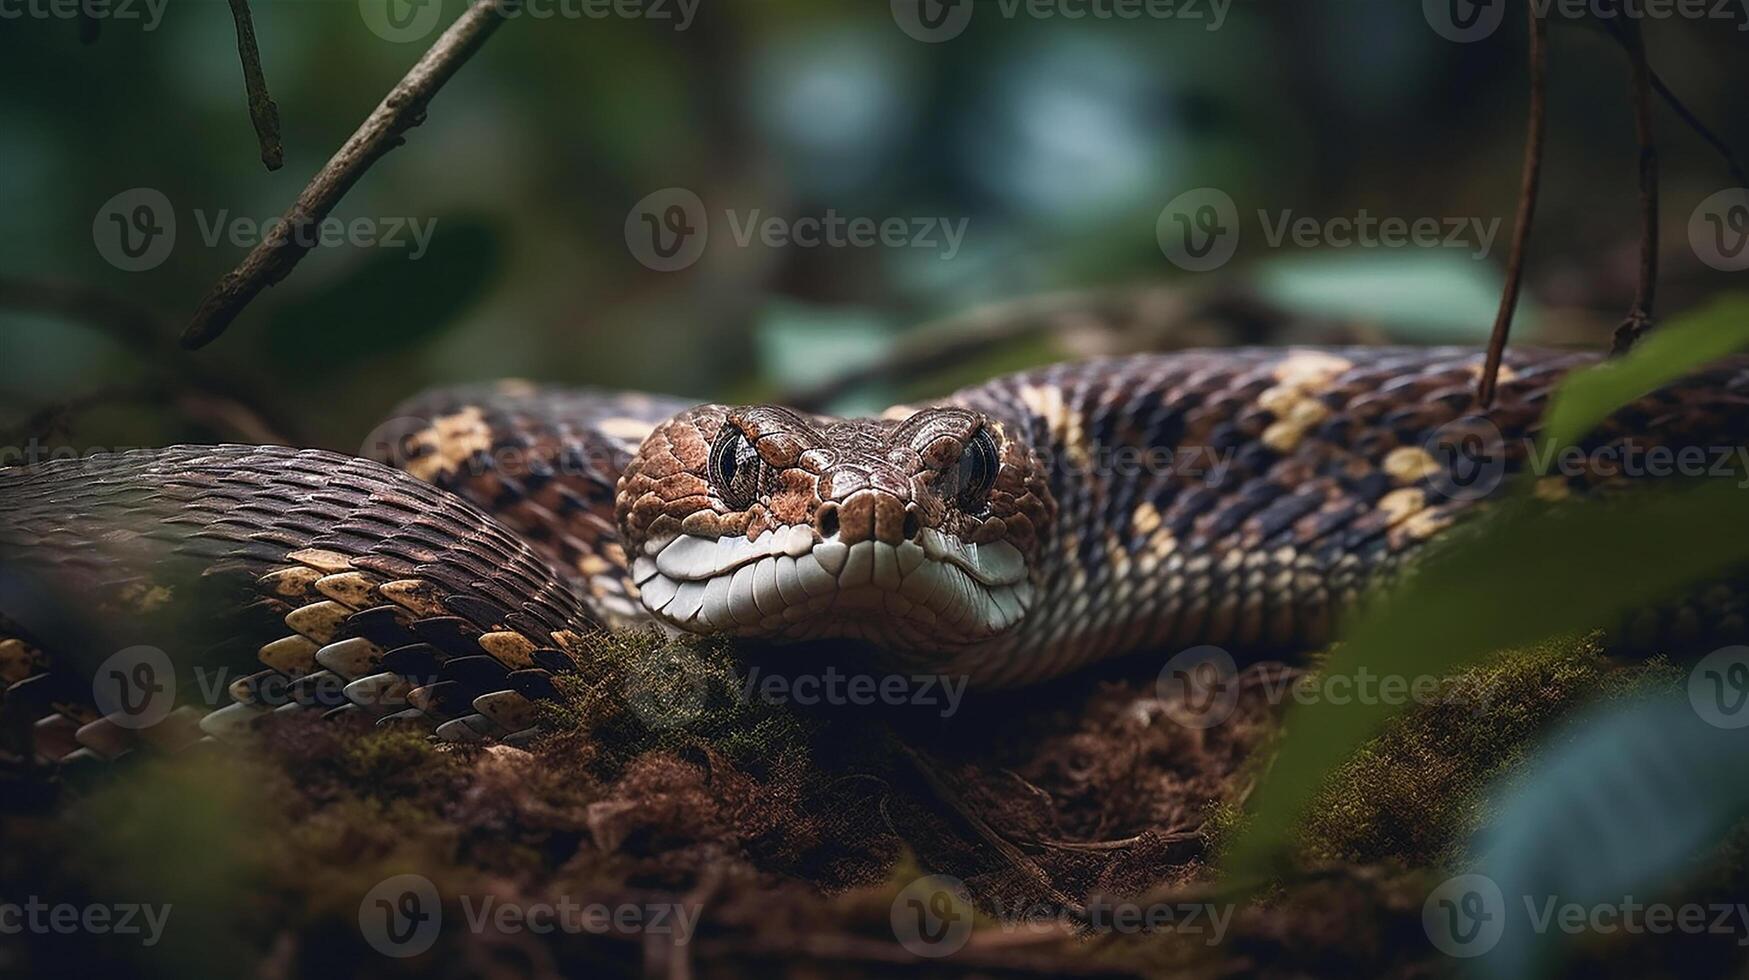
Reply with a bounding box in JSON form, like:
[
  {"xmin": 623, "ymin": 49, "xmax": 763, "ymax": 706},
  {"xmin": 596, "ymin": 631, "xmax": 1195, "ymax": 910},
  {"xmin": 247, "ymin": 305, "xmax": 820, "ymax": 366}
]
[{"xmin": 629, "ymin": 525, "xmax": 1033, "ymax": 645}]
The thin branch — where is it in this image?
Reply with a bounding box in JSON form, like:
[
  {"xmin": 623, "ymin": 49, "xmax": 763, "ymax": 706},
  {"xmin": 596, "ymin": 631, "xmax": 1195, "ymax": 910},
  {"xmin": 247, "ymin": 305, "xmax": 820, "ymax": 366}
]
[
  {"xmin": 782, "ymin": 286, "xmax": 1193, "ymax": 412},
  {"xmin": 0, "ymin": 276, "xmax": 302, "ymax": 444},
  {"xmin": 225, "ymin": 0, "xmax": 284, "ymax": 171},
  {"xmin": 181, "ymin": 0, "xmax": 517, "ymax": 350},
  {"xmin": 0, "ymin": 383, "xmax": 288, "ymax": 449},
  {"xmin": 1650, "ymin": 71, "xmax": 1748, "ymax": 190},
  {"xmin": 1029, "ymin": 826, "xmax": 1203, "ymax": 853},
  {"xmin": 0, "ymin": 276, "xmax": 161, "ymax": 350},
  {"xmin": 891, "ymin": 738, "xmax": 1087, "ymax": 922},
  {"xmin": 1612, "ymin": 4, "xmax": 1659, "ymax": 354},
  {"xmin": 1477, "ymin": 5, "xmax": 1547, "ymax": 409}
]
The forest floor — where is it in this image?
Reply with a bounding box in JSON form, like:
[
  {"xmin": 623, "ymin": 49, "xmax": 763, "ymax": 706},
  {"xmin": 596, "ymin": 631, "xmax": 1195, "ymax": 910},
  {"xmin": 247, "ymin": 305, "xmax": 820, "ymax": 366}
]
[{"xmin": 3, "ymin": 628, "xmax": 1738, "ymax": 978}]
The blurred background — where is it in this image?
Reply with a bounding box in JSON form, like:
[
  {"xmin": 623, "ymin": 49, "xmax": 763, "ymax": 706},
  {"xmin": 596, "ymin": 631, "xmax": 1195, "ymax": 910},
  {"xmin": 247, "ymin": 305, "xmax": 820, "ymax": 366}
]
[{"xmin": 2, "ymin": 0, "xmax": 1746, "ymax": 452}]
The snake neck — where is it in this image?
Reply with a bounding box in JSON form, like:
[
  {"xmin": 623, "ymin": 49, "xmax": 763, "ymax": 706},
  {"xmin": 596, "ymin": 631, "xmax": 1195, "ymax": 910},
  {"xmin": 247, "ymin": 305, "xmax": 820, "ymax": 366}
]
[{"xmin": 932, "ymin": 345, "xmax": 1749, "ymax": 686}]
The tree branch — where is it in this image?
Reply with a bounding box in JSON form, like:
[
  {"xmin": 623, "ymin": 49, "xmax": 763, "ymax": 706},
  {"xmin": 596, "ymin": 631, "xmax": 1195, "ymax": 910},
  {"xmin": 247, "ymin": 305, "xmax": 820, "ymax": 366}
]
[
  {"xmin": 0, "ymin": 275, "xmax": 302, "ymax": 444},
  {"xmin": 180, "ymin": 0, "xmax": 517, "ymax": 350},
  {"xmin": 1477, "ymin": 5, "xmax": 1547, "ymax": 408},
  {"xmin": 1611, "ymin": 4, "xmax": 1659, "ymax": 354},
  {"xmin": 225, "ymin": 0, "xmax": 284, "ymax": 171},
  {"xmin": 1650, "ymin": 70, "xmax": 1748, "ymax": 190}
]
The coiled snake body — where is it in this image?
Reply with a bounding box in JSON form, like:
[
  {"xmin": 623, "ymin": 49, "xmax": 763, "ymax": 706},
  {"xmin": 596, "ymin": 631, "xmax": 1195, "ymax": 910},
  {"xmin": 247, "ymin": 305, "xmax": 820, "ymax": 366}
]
[{"xmin": 4, "ymin": 346, "xmax": 1749, "ymax": 763}]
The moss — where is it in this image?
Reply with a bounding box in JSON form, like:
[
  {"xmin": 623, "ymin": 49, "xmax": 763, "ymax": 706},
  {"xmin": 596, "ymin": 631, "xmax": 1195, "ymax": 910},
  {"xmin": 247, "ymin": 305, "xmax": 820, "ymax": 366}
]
[
  {"xmin": 1297, "ymin": 633, "xmax": 1681, "ymax": 867},
  {"xmin": 0, "ymin": 626, "xmax": 1728, "ymax": 977},
  {"xmin": 539, "ymin": 626, "xmax": 816, "ymax": 779}
]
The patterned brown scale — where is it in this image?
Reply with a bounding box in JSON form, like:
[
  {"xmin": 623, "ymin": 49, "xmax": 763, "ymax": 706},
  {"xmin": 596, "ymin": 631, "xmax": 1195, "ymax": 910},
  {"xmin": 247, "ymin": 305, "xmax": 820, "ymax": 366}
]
[
  {"xmin": 0, "ymin": 446, "xmax": 599, "ymax": 766},
  {"xmin": 7, "ymin": 345, "xmax": 1749, "ymax": 748},
  {"xmin": 937, "ymin": 347, "xmax": 1749, "ymax": 682},
  {"xmin": 372, "ymin": 382, "xmax": 696, "ymax": 625}
]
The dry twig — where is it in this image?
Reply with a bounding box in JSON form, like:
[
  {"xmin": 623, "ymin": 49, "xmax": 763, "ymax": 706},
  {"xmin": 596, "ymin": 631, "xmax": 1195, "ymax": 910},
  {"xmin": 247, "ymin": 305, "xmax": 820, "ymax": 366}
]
[
  {"xmin": 0, "ymin": 276, "xmax": 299, "ymax": 444},
  {"xmin": 892, "ymin": 738, "xmax": 1088, "ymax": 921},
  {"xmin": 1611, "ymin": 6, "xmax": 1660, "ymax": 354},
  {"xmin": 225, "ymin": 0, "xmax": 284, "ymax": 171},
  {"xmin": 1478, "ymin": 5, "xmax": 1548, "ymax": 408},
  {"xmin": 181, "ymin": 0, "xmax": 517, "ymax": 350}
]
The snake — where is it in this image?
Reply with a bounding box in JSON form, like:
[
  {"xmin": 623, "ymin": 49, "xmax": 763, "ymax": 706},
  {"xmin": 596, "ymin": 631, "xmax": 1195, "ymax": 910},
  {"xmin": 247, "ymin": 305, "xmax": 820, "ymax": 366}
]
[{"xmin": 4, "ymin": 344, "xmax": 1749, "ymax": 765}]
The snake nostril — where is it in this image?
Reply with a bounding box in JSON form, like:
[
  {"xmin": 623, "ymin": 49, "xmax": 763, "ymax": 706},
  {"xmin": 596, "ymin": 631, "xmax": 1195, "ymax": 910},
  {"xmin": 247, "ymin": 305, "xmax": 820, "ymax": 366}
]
[
  {"xmin": 902, "ymin": 507, "xmax": 921, "ymax": 541},
  {"xmin": 816, "ymin": 502, "xmax": 840, "ymax": 539}
]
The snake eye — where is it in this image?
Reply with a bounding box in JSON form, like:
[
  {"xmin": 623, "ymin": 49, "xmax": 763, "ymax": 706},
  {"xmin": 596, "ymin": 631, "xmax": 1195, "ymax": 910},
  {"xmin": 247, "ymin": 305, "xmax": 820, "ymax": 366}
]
[
  {"xmin": 941, "ymin": 428, "xmax": 1000, "ymax": 513},
  {"xmin": 709, "ymin": 426, "xmax": 765, "ymax": 510}
]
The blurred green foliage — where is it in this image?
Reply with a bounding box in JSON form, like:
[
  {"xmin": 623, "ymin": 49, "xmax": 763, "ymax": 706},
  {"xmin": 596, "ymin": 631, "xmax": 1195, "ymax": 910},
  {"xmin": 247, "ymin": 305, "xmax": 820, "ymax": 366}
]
[{"xmin": 4, "ymin": 0, "xmax": 1747, "ymax": 448}]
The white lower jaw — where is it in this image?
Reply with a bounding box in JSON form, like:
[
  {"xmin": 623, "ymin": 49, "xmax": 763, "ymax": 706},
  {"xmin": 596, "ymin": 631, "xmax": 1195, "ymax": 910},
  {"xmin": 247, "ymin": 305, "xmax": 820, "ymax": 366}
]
[{"xmin": 629, "ymin": 528, "xmax": 1032, "ymax": 643}]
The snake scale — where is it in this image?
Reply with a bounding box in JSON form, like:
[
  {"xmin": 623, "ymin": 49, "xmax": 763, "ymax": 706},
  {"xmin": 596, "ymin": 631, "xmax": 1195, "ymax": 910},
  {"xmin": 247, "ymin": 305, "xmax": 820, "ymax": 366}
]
[{"xmin": 5, "ymin": 344, "xmax": 1749, "ymax": 765}]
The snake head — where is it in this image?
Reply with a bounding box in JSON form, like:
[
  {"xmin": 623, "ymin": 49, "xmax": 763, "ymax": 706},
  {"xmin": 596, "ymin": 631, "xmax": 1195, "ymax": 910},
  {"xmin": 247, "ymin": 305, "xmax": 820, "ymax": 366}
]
[{"xmin": 614, "ymin": 403, "xmax": 1054, "ymax": 652}]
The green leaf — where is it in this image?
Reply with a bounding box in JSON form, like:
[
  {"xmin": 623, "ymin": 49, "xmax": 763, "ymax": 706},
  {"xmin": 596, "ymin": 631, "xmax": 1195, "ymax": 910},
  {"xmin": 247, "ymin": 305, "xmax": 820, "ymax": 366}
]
[
  {"xmin": 1541, "ymin": 294, "xmax": 1749, "ymax": 452},
  {"xmin": 1458, "ymin": 692, "xmax": 1749, "ymax": 978},
  {"xmin": 1222, "ymin": 296, "xmax": 1749, "ymax": 885},
  {"xmin": 1221, "ymin": 480, "xmax": 1749, "ymax": 884}
]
